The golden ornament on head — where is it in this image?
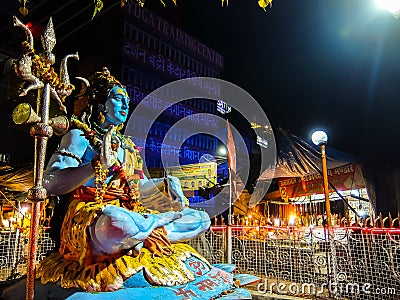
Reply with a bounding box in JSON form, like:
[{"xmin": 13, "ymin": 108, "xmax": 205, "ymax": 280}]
[{"xmin": 93, "ymin": 67, "xmax": 121, "ymax": 86}]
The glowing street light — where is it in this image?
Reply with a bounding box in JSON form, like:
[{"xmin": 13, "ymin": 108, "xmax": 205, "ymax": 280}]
[
  {"xmin": 375, "ymin": 0, "xmax": 400, "ymax": 18},
  {"xmin": 217, "ymin": 146, "xmax": 227, "ymax": 156},
  {"xmin": 311, "ymin": 130, "xmax": 332, "ymax": 228}
]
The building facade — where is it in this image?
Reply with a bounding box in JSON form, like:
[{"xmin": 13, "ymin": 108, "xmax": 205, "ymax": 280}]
[{"xmin": 121, "ymin": 4, "xmax": 225, "ymax": 202}]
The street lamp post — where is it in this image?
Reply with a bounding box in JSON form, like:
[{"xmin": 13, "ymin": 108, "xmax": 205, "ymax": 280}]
[{"xmin": 311, "ymin": 130, "xmax": 332, "ymax": 228}]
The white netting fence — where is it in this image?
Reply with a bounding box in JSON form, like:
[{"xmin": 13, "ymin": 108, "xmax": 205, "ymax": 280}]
[
  {"xmin": 188, "ymin": 225, "xmax": 400, "ymax": 299},
  {"xmin": 0, "ymin": 228, "xmax": 55, "ymax": 282},
  {"xmin": 0, "ymin": 224, "xmax": 398, "ymax": 299}
]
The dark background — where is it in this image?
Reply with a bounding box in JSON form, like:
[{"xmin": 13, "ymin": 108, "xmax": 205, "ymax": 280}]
[
  {"xmin": 165, "ymin": 0, "xmax": 400, "ymax": 166},
  {"xmin": 2, "ymin": 0, "xmax": 400, "ymax": 164}
]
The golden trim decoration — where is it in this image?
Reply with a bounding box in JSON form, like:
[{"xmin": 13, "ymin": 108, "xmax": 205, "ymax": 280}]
[{"xmin": 36, "ymin": 243, "xmax": 207, "ymax": 291}]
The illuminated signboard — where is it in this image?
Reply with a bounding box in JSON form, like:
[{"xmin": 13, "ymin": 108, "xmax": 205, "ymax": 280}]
[
  {"xmin": 256, "ymin": 135, "xmax": 269, "ymax": 148},
  {"xmin": 124, "ymin": 3, "xmax": 224, "ymax": 68},
  {"xmin": 166, "ymin": 162, "xmax": 217, "ymax": 191},
  {"xmin": 217, "ymin": 100, "xmax": 231, "ymax": 114}
]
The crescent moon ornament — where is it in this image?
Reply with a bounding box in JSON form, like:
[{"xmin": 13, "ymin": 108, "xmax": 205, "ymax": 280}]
[{"xmin": 75, "ymin": 77, "xmax": 90, "ymax": 97}]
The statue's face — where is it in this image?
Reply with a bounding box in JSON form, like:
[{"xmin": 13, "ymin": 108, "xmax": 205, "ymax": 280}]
[{"xmin": 104, "ymin": 86, "xmax": 130, "ymax": 125}]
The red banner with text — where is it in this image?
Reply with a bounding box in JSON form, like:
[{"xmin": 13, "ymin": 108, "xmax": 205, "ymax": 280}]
[{"xmin": 278, "ymin": 163, "xmax": 365, "ymax": 201}]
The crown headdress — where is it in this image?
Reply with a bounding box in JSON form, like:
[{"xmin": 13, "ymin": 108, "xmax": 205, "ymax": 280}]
[
  {"xmin": 92, "ymin": 67, "xmax": 121, "ymax": 87},
  {"xmin": 89, "ymin": 67, "xmax": 122, "ymax": 103}
]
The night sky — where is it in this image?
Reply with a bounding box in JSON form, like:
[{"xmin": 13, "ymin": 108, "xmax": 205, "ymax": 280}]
[
  {"xmin": 1, "ymin": 0, "xmax": 400, "ymax": 167},
  {"xmin": 154, "ymin": 0, "xmax": 400, "ymax": 165}
]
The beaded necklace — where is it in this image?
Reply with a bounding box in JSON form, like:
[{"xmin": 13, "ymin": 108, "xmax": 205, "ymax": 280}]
[
  {"xmin": 70, "ymin": 115, "xmax": 136, "ymax": 153},
  {"xmin": 70, "ymin": 115, "xmax": 140, "ymax": 204}
]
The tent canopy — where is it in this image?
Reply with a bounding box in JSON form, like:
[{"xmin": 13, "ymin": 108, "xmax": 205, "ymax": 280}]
[
  {"xmin": 0, "ymin": 165, "xmax": 33, "ymax": 193},
  {"xmin": 259, "ymin": 127, "xmax": 357, "ymax": 181},
  {"xmin": 248, "ymin": 128, "xmax": 364, "ymax": 208}
]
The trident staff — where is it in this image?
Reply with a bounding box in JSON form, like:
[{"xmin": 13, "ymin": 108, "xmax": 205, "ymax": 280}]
[{"xmin": 11, "ymin": 16, "xmax": 77, "ymax": 300}]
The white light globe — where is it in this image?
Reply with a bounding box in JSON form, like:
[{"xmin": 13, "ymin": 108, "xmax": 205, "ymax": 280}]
[
  {"xmin": 375, "ymin": 0, "xmax": 400, "ymax": 17},
  {"xmin": 311, "ymin": 130, "xmax": 328, "ymax": 146},
  {"xmin": 218, "ymin": 147, "xmax": 227, "ymax": 156}
]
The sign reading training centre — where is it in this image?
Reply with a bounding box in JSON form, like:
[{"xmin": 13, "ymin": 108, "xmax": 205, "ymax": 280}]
[
  {"xmin": 167, "ymin": 162, "xmax": 217, "ymax": 191},
  {"xmin": 278, "ymin": 163, "xmax": 365, "ymax": 201}
]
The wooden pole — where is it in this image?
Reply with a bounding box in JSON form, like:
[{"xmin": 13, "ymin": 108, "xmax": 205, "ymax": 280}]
[
  {"xmin": 226, "ymin": 168, "xmax": 232, "ymax": 264},
  {"xmin": 320, "ymin": 144, "xmax": 332, "ymax": 228},
  {"xmin": 25, "ymin": 84, "xmax": 51, "ymax": 300}
]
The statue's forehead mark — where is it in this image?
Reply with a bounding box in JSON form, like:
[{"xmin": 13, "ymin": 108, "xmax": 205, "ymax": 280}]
[{"xmin": 113, "ymin": 87, "xmax": 128, "ymax": 97}]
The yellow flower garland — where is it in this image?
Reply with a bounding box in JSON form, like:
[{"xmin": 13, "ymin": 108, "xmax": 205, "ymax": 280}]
[{"xmin": 92, "ymin": 155, "xmax": 108, "ymax": 203}]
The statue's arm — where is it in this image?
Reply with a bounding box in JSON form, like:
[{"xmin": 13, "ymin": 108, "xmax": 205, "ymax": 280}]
[
  {"xmin": 43, "ymin": 129, "xmax": 94, "ymax": 195},
  {"xmin": 139, "ymin": 175, "xmax": 165, "ymax": 197}
]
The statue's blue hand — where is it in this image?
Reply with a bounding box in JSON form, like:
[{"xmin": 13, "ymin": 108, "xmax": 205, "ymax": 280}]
[
  {"xmin": 164, "ymin": 208, "xmax": 211, "ymax": 242},
  {"xmin": 90, "ymin": 205, "xmax": 182, "ymax": 254},
  {"xmin": 102, "ymin": 205, "xmax": 182, "ymax": 239}
]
